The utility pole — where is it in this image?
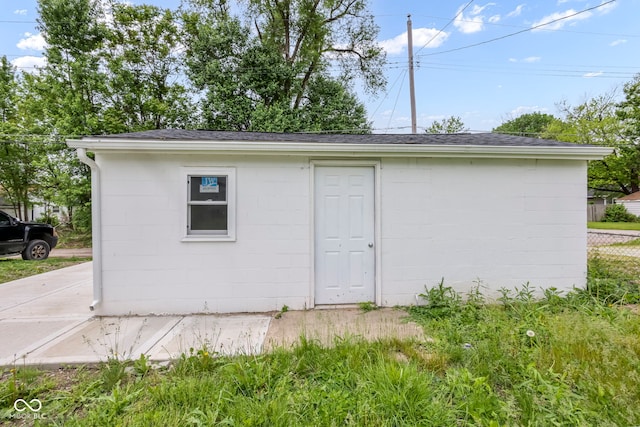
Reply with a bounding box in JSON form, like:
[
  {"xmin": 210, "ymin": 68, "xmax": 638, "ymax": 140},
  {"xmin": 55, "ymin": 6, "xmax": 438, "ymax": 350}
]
[{"xmin": 407, "ymin": 14, "xmax": 417, "ymax": 134}]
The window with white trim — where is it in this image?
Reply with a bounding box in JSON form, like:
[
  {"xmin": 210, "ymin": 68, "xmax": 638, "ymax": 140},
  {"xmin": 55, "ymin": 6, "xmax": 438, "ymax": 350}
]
[{"xmin": 185, "ymin": 168, "xmax": 236, "ymax": 240}]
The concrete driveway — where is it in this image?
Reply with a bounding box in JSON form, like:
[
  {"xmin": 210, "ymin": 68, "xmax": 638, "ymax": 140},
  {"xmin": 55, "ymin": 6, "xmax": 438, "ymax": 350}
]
[
  {"xmin": 0, "ymin": 262, "xmax": 271, "ymax": 366},
  {"xmin": 0, "ymin": 262, "xmax": 424, "ymax": 367}
]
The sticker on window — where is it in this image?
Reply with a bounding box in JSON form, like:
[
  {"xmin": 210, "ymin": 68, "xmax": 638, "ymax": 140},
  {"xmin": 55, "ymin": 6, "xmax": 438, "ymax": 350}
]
[{"xmin": 200, "ymin": 176, "xmax": 219, "ymax": 193}]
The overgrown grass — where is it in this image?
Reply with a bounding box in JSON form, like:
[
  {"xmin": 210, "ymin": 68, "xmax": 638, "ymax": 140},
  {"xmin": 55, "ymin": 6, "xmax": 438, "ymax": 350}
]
[
  {"xmin": 56, "ymin": 226, "xmax": 92, "ymax": 249},
  {"xmin": 1, "ymin": 262, "xmax": 639, "ymax": 425},
  {"xmin": 588, "ymin": 221, "xmax": 640, "ymax": 230},
  {"xmin": 587, "ymin": 253, "xmax": 640, "ymax": 303},
  {"xmin": 0, "ymin": 257, "xmax": 92, "ymax": 284}
]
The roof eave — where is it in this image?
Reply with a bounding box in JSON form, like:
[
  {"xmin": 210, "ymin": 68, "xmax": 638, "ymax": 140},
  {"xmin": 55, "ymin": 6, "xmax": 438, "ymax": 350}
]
[{"xmin": 66, "ymin": 138, "xmax": 613, "ymax": 161}]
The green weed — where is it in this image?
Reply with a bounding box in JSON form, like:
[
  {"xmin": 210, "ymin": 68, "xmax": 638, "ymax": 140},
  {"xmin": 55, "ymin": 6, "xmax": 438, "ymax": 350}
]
[
  {"xmin": 2, "ymin": 275, "xmax": 639, "ymax": 425},
  {"xmin": 358, "ymin": 301, "xmax": 378, "ymax": 312}
]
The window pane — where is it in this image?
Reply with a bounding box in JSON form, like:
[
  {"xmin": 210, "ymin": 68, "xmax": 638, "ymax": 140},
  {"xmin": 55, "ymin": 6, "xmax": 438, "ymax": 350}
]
[
  {"xmin": 190, "ymin": 205, "xmax": 228, "ymax": 232},
  {"xmin": 190, "ymin": 176, "xmax": 227, "ymax": 202}
]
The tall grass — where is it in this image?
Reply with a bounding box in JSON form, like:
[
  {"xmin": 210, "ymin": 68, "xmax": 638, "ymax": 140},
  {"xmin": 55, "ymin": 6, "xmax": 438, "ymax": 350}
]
[{"xmin": 1, "ymin": 274, "xmax": 639, "ymax": 425}]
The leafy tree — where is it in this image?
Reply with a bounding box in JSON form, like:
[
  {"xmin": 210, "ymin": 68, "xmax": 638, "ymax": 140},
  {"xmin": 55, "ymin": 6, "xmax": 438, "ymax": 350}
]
[
  {"xmin": 554, "ymin": 95, "xmax": 634, "ymax": 195},
  {"xmin": 28, "ymin": 0, "xmax": 195, "ymax": 226},
  {"xmin": 102, "ymin": 2, "xmax": 195, "ymax": 131},
  {"xmin": 36, "ymin": 0, "xmax": 107, "ymax": 136},
  {"xmin": 617, "ymin": 74, "xmax": 640, "ymax": 146},
  {"xmin": 493, "ymin": 112, "xmax": 557, "ymax": 137},
  {"xmin": 182, "ymin": 0, "xmax": 383, "ymax": 132},
  {"xmin": 0, "ymin": 57, "xmax": 46, "ymax": 220},
  {"xmin": 0, "ymin": 57, "xmax": 16, "ymax": 124},
  {"xmin": 425, "ymin": 116, "xmax": 467, "ymax": 134}
]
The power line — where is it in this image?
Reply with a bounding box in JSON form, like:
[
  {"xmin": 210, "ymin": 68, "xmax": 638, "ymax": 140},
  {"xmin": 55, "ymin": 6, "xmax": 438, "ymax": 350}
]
[
  {"xmin": 368, "ymin": 69, "xmax": 407, "ymax": 123},
  {"xmin": 418, "ymin": 0, "xmax": 617, "ymax": 58},
  {"xmin": 414, "ymin": 0, "xmax": 474, "ymax": 56},
  {"xmin": 415, "ymin": 61, "xmax": 639, "ymax": 79},
  {"xmin": 384, "ymin": 69, "xmax": 408, "ymax": 134}
]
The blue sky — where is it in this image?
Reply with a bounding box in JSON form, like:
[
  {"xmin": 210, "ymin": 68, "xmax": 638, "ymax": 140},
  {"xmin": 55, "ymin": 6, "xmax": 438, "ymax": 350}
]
[{"xmin": 2, "ymin": 0, "xmax": 639, "ymax": 133}]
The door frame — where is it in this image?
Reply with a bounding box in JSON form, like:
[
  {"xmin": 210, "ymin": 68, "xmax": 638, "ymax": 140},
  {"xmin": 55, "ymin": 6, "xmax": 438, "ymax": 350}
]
[{"xmin": 309, "ymin": 160, "xmax": 382, "ymax": 308}]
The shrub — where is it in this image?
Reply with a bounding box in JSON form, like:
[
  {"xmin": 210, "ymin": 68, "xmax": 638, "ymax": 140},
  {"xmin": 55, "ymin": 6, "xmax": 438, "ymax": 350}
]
[
  {"xmin": 36, "ymin": 213, "xmax": 60, "ymax": 227},
  {"xmin": 602, "ymin": 203, "xmax": 638, "ymax": 222},
  {"xmin": 72, "ymin": 203, "xmax": 92, "ymax": 232}
]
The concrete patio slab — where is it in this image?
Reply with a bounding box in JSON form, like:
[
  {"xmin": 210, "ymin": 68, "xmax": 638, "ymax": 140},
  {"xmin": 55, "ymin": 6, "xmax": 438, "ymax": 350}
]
[
  {"xmin": 148, "ymin": 315, "xmax": 272, "ymax": 360},
  {"xmin": 0, "ymin": 261, "xmax": 427, "ymax": 367},
  {"xmin": 263, "ymin": 307, "xmax": 425, "ymax": 352},
  {"xmin": 26, "ymin": 316, "xmax": 180, "ymax": 365}
]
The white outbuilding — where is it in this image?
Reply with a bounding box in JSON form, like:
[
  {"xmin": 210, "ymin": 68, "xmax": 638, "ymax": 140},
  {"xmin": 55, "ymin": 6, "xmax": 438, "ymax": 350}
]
[
  {"xmin": 616, "ymin": 191, "xmax": 640, "ymax": 216},
  {"xmin": 67, "ymin": 130, "xmax": 610, "ymax": 315}
]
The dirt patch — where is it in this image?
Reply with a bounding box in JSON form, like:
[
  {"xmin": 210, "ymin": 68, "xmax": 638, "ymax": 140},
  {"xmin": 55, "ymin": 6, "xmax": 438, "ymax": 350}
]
[{"xmin": 262, "ymin": 307, "xmax": 425, "ymax": 352}]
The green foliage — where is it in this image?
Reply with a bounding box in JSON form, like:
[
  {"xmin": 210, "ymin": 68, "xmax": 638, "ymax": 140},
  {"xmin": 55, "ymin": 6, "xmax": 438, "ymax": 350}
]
[
  {"xmin": 358, "ymin": 301, "xmax": 378, "ymax": 312},
  {"xmin": 554, "ymin": 93, "xmax": 638, "ymax": 195},
  {"xmin": 102, "ymin": 3, "xmax": 196, "ymax": 131},
  {"xmin": 5, "ymin": 290, "xmax": 640, "ymax": 425},
  {"xmin": 425, "ymin": 116, "xmax": 468, "ymax": 134},
  {"xmin": 182, "ymin": 0, "xmax": 382, "ymax": 132},
  {"xmin": 274, "ymin": 304, "xmax": 289, "ymax": 319},
  {"xmin": 0, "ymin": 366, "xmax": 56, "ymax": 411},
  {"xmin": 492, "ymin": 112, "xmax": 557, "ymax": 137},
  {"xmin": 0, "ymin": 257, "xmax": 91, "ymax": 284},
  {"xmin": 0, "ymin": 57, "xmax": 46, "ymax": 220},
  {"xmin": 588, "ymin": 221, "xmax": 640, "ymax": 230},
  {"xmin": 410, "ymin": 278, "xmax": 463, "ymax": 319},
  {"xmin": 35, "ymin": 213, "xmax": 60, "ymax": 227},
  {"xmin": 586, "ymin": 253, "xmax": 640, "ymax": 304},
  {"xmin": 3, "ymin": 276, "xmax": 640, "ymax": 425},
  {"xmin": 100, "ymin": 358, "xmax": 127, "ymax": 392},
  {"xmin": 602, "ymin": 203, "xmax": 638, "ymax": 222},
  {"xmin": 617, "ymin": 74, "xmax": 640, "ymax": 147},
  {"xmin": 72, "ymin": 203, "xmax": 92, "ymax": 232}
]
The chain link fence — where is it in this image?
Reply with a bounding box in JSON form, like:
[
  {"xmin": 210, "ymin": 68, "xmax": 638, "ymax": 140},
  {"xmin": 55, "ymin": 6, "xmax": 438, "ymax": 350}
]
[
  {"xmin": 587, "ymin": 230, "xmax": 640, "ymax": 303},
  {"xmin": 588, "ymin": 231, "xmax": 640, "ymax": 258}
]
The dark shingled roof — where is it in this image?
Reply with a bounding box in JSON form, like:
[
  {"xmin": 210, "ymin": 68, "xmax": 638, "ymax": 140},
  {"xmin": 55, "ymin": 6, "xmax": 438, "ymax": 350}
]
[{"xmin": 93, "ymin": 129, "xmax": 581, "ymax": 147}]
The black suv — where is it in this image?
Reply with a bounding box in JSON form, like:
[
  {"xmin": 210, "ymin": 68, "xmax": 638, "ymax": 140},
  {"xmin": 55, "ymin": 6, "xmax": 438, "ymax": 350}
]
[{"xmin": 0, "ymin": 210, "xmax": 59, "ymax": 260}]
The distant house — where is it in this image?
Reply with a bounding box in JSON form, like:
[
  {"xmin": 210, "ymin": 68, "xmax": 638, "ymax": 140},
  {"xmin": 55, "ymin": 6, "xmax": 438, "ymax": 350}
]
[
  {"xmin": 67, "ymin": 130, "xmax": 610, "ymax": 315},
  {"xmin": 616, "ymin": 191, "xmax": 640, "ymax": 216},
  {"xmin": 0, "ymin": 196, "xmax": 65, "ymax": 223}
]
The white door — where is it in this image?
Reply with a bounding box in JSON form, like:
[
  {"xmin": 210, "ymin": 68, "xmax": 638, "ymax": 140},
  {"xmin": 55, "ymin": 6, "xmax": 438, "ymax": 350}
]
[{"xmin": 314, "ymin": 166, "xmax": 375, "ymax": 304}]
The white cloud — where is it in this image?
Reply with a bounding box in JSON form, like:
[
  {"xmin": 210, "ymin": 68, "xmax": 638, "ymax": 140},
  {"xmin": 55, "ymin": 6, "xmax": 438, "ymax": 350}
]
[
  {"xmin": 584, "ymin": 71, "xmax": 603, "ymax": 78},
  {"xmin": 380, "ymin": 28, "xmax": 449, "ymax": 54},
  {"xmin": 597, "ymin": 1, "xmax": 617, "ymax": 14},
  {"xmin": 488, "ymin": 14, "xmax": 501, "ymax": 24},
  {"xmin": 531, "ymin": 9, "xmax": 592, "ymax": 31},
  {"xmin": 508, "ymin": 57, "xmax": 541, "ymax": 63},
  {"xmin": 610, "ymin": 39, "xmax": 627, "ymax": 47},
  {"xmin": 14, "ymin": 9, "xmax": 27, "ymax": 15},
  {"xmin": 11, "ymin": 56, "xmax": 47, "ymax": 72},
  {"xmin": 17, "ymin": 32, "xmax": 47, "ymax": 51},
  {"xmin": 506, "ymin": 4, "xmax": 525, "ymax": 18},
  {"xmin": 454, "ymin": 3, "xmax": 496, "ymax": 34}
]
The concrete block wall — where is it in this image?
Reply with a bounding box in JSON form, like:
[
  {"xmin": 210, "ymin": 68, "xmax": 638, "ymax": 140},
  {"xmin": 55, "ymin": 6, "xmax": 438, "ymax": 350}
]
[
  {"xmin": 95, "ymin": 153, "xmax": 587, "ymax": 314},
  {"xmin": 98, "ymin": 154, "xmax": 311, "ymax": 315},
  {"xmin": 379, "ymin": 158, "xmax": 587, "ymax": 306}
]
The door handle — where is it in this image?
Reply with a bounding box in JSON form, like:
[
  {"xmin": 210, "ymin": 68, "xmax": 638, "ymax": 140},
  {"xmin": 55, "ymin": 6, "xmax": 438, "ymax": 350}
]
[{"xmin": 368, "ymin": 242, "xmax": 374, "ymax": 248}]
